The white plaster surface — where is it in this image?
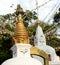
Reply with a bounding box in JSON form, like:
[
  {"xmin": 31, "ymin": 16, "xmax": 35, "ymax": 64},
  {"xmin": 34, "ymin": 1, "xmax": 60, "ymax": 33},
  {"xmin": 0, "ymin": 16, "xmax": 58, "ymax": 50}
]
[
  {"xmin": 34, "ymin": 25, "xmax": 60, "ymax": 65},
  {"xmin": 1, "ymin": 44, "xmax": 42, "ymax": 65}
]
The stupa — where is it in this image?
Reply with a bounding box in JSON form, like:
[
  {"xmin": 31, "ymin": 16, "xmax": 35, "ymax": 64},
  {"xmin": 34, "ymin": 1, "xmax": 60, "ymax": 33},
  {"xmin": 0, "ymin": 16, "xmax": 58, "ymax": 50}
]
[
  {"xmin": 34, "ymin": 23, "xmax": 60, "ymax": 65},
  {"xmin": 1, "ymin": 15, "xmax": 42, "ymax": 65}
]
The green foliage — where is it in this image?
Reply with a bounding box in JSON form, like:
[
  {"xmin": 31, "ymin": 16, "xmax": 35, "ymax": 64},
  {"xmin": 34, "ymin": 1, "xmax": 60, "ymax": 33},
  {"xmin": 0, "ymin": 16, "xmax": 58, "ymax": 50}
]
[
  {"xmin": 23, "ymin": 10, "xmax": 38, "ymax": 21},
  {"xmin": 53, "ymin": 12, "xmax": 60, "ymax": 23},
  {"xmin": 0, "ymin": 34, "xmax": 12, "ymax": 64},
  {"xmin": 56, "ymin": 50, "xmax": 60, "ymax": 56},
  {"xmin": 5, "ymin": 24, "xmax": 14, "ymax": 32},
  {"xmin": 3, "ymin": 14, "xmax": 11, "ymax": 20},
  {"xmin": 2, "ymin": 34, "xmax": 12, "ymax": 50},
  {"xmin": 43, "ymin": 25, "xmax": 52, "ymax": 32},
  {"xmin": 23, "ymin": 21, "xmax": 28, "ymax": 27},
  {"xmin": 27, "ymin": 25, "xmax": 36, "ymax": 37},
  {"xmin": 53, "ymin": 8, "xmax": 60, "ymax": 24},
  {"xmin": 0, "ymin": 34, "xmax": 3, "ymax": 46},
  {"xmin": 46, "ymin": 36, "xmax": 60, "ymax": 48},
  {"xmin": 52, "ymin": 37, "xmax": 60, "ymax": 46},
  {"xmin": 0, "ymin": 51, "xmax": 12, "ymax": 64}
]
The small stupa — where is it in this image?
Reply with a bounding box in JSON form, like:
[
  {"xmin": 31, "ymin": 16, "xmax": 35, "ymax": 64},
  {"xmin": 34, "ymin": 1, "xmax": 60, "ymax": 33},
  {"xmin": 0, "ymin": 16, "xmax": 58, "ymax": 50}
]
[
  {"xmin": 1, "ymin": 15, "xmax": 42, "ymax": 65},
  {"xmin": 34, "ymin": 22, "xmax": 60, "ymax": 65},
  {"xmin": 34, "ymin": 24, "xmax": 46, "ymax": 46}
]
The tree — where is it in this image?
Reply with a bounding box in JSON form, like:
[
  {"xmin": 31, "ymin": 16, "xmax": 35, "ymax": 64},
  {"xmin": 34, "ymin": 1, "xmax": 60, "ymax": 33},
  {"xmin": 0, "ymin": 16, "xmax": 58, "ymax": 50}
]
[
  {"xmin": 3, "ymin": 4, "xmax": 38, "ymax": 27},
  {"xmin": 0, "ymin": 34, "xmax": 12, "ymax": 64},
  {"xmin": 53, "ymin": 8, "xmax": 60, "ymax": 23},
  {"xmin": 2, "ymin": 34, "xmax": 12, "ymax": 50},
  {"xmin": 0, "ymin": 51, "xmax": 12, "ymax": 64}
]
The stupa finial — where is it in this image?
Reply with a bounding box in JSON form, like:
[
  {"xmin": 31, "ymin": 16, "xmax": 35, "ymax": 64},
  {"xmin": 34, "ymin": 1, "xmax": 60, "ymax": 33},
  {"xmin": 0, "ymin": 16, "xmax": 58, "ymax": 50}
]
[
  {"xmin": 13, "ymin": 15, "xmax": 30, "ymax": 44},
  {"xmin": 35, "ymin": 19, "xmax": 40, "ymax": 25}
]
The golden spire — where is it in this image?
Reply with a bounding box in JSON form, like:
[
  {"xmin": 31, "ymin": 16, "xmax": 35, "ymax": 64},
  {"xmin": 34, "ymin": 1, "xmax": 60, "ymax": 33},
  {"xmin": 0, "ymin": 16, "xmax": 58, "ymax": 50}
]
[{"xmin": 13, "ymin": 15, "xmax": 29, "ymax": 44}]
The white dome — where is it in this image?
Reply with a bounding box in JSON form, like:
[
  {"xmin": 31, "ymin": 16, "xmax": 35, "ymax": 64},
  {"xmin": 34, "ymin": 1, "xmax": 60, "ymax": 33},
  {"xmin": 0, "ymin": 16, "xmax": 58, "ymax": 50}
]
[
  {"xmin": 2, "ymin": 56, "xmax": 42, "ymax": 65},
  {"xmin": 1, "ymin": 44, "xmax": 42, "ymax": 65}
]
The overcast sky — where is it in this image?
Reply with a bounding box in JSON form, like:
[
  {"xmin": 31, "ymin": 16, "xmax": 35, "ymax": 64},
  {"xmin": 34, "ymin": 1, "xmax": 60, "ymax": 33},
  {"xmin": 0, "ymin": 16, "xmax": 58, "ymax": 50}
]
[{"xmin": 0, "ymin": 0, "xmax": 60, "ymax": 23}]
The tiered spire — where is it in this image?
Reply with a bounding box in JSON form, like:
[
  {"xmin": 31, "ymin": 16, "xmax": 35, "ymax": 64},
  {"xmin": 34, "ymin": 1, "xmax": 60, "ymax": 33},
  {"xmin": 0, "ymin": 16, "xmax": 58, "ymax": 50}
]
[{"xmin": 13, "ymin": 15, "xmax": 29, "ymax": 44}]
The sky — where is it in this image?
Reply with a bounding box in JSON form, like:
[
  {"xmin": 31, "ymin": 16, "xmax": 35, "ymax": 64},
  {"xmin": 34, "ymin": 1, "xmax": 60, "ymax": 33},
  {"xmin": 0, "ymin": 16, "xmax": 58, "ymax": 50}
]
[{"xmin": 0, "ymin": 0, "xmax": 60, "ymax": 23}]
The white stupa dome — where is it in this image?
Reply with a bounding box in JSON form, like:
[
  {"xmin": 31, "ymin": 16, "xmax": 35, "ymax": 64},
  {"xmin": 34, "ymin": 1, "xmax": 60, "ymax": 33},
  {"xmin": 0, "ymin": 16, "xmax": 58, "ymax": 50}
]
[
  {"xmin": 1, "ymin": 44, "xmax": 42, "ymax": 65},
  {"xmin": 2, "ymin": 55, "xmax": 42, "ymax": 65}
]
